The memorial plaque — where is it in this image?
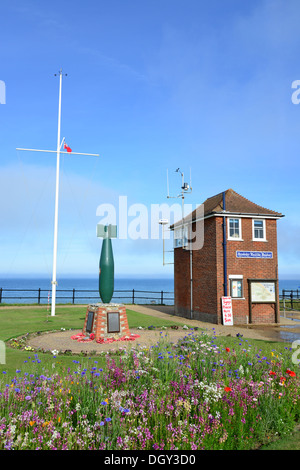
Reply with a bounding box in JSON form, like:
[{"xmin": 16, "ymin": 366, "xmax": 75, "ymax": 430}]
[
  {"xmin": 86, "ymin": 310, "xmax": 95, "ymax": 334},
  {"xmin": 107, "ymin": 312, "xmax": 120, "ymax": 333}
]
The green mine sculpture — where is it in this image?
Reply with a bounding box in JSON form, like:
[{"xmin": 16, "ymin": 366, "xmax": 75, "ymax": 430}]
[{"xmin": 97, "ymin": 224, "xmax": 117, "ymax": 304}]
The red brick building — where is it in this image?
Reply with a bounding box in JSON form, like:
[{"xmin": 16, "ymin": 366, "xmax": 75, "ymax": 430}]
[{"xmin": 171, "ymin": 189, "xmax": 284, "ymax": 325}]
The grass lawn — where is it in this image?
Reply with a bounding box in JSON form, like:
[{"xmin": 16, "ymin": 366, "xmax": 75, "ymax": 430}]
[
  {"xmin": 0, "ymin": 305, "xmax": 184, "ymax": 379},
  {"xmin": 0, "ymin": 304, "xmax": 292, "ymax": 378},
  {"xmin": 259, "ymin": 426, "xmax": 300, "ymax": 450}
]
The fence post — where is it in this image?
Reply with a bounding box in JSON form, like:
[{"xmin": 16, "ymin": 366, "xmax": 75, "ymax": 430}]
[
  {"xmin": 0, "ymin": 288, "xmax": 2, "ymax": 304},
  {"xmin": 132, "ymin": 289, "xmax": 135, "ymax": 304},
  {"xmin": 72, "ymin": 288, "xmax": 75, "ymax": 305},
  {"xmin": 161, "ymin": 290, "xmax": 164, "ymax": 305},
  {"xmin": 291, "ymin": 291, "xmax": 294, "ymax": 310},
  {"xmin": 38, "ymin": 288, "xmax": 41, "ymax": 304}
]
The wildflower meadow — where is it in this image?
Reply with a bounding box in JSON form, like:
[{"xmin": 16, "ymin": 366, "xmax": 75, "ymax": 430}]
[{"xmin": 0, "ymin": 327, "xmax": 299, "ymax": 450}]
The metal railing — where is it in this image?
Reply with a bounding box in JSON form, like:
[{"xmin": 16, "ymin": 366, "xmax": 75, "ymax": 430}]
[
  {"xmin": 280, "ymin": 289, "xmax": 300, "ymax": 311},
  {"xmin": 0, "ymin": 287, "xmax": 174, "ymax": 306}
]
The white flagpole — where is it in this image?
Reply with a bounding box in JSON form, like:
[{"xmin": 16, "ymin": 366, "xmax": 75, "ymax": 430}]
[
  {"xmin": 16, "ymin": 71, "xmax": 100, "ymax": 317},
  {"xmin": 51, "ymin": 69, "xmax": 63, "ymax": 317}
]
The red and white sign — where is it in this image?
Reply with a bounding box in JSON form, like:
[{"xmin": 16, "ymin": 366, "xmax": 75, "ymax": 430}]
[{"xmin": 222, "ymin": 296, "xmax": 233, "ymax": 325}]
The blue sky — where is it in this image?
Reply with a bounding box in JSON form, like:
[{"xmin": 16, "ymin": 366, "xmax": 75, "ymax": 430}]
[{"xmin": 0, "ymin": 0, "xmax": 300, "ymax": 280}]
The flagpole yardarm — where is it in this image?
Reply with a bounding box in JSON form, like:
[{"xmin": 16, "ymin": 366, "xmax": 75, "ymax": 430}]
[{"xmin": 16, "ymin": 148, "xmax": 100, "ymax": 157}]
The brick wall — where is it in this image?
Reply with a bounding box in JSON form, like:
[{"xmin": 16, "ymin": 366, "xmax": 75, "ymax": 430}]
[
  {"xmin": 174, "ymin": 216, "xmax": 279, "ymax": 325},
  {"xmin": 216, "ymin": 217, "xmax": 279, "ymax": 324},
  {"xmin": 174, "ymin": 217, "xmax": 219, "ymax": 322}
]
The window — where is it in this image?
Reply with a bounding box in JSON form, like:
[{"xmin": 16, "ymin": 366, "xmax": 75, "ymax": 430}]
[
  {"xmin": 230, "ymin": 278, "xmax": 243, "ymax": 298},
  {"xmin": 253, "ymin": 219, "xmax": 266, "ymax": 241},
  {"xmin": 228, "ymin": 218, "xmax": 242, "ymax": 240},
  {"xmin": 174, "ymin": 226, "xmax": 188, "ymax": 248}
]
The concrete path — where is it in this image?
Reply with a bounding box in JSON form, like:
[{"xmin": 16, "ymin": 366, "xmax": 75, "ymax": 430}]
[{"xmin": 127, "ymin": 304, "xmax": 300, "ymax": 343}]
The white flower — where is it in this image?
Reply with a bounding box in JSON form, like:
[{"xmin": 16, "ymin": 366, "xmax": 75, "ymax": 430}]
[{"xmin": 51, "ymin": 349, "xmax": 59, "ymax": 356}]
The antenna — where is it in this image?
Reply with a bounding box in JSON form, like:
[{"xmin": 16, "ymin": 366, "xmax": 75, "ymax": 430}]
[
  {"xmin": 167, "ymin": 167, "xmax": 192, "ymax": 198},
  {"xmin": 161, "ymin": 166, "xmax": 193, "ymax": 263},
  {"xmin": 167, "ymin": 167, "xmax": 192, "ymax": 199},
  {"xmin": 167, "ymin": 169, "xmax": 170, "ymax": 198},
  {"xmin": 164, "ymin": 167, "xmax": 194, "ymax": 320}
]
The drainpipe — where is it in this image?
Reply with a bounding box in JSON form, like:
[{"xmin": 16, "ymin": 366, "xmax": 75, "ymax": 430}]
[
  {"xmin": 190, "ymin": 247, "xmax": 193, "ymax": 319},
  {"xmin": 222, "ymin": 191, "xmax": 228, "ymax": 296}
]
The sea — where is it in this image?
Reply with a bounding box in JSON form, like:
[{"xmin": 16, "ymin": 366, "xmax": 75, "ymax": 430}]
[
  {"xmin": 0, "ymin": 277, "xmax": 175, "ymax": 305},
  {"xmin": 0, "ymin": 277, "xmax": 299, "ymax": 306}
]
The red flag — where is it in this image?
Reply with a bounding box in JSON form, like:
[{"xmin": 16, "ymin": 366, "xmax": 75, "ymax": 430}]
[{"xmin": 64, "ymin": 142, "xmax": 72, "ymax": 153}]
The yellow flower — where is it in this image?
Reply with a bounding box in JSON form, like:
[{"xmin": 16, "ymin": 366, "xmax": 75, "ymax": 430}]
[{"xmin": 29, "ymin": 421, "xmax": 35, "ymax": 426}]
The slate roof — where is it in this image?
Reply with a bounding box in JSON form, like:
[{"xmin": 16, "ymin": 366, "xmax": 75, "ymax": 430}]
[{"xmin": 171, "ymin": 188, "xmax": 284, "ymax": 229}]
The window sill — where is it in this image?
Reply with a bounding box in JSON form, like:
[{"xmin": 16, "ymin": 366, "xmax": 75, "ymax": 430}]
[
  {"xmin": 231, "ymin": 297, "xmax": 245, "ymax": 300},
  {"xmin": 252, "ymin": 239, "xmax": 268, "ymax": 242},
  {"xmin": 228, "ymin": 238, "xmax": 244, "ymax": 241}
]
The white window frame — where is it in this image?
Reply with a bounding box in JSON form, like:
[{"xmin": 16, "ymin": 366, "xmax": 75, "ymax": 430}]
[
  {"xmin": 174, "ymin": 226, "xmax": 188, "ymax": 248},
  {"xmin": 227, "ymin": 217, "xmax": 243, "ymax": 241},
  {"xmin": 252, "ymin": 218, "xmax": 266, "ymax": 241},
  {"xmin": 229, "ymin": 275, "xmax": 244, "ymax": 299}
]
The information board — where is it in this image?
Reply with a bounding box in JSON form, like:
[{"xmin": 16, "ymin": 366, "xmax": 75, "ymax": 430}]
[
  {"xmin": 251, "ymin": 282, "xmax": 276, "ymax": 303},
  {"xmin": 221, "ymin": 296, "xmax": 233, "ymax": 325}
]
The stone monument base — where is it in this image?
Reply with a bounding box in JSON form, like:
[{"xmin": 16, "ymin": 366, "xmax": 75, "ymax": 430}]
[{"xmin": 82, "ymin": 303, "xmax": 130, "ymax": 341}]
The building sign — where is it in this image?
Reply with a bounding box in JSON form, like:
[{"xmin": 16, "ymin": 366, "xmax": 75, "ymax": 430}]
[
  {"xmin": 221, "ymin": 296, "xmax": 233, "ymax": 325},
  {"xmin": 236, "ymin": 251, "xmax": 273, "ymax": 259},
  {"xmin": 251, "ymin": 282, "xmax": 276, "ymax": 303}
]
